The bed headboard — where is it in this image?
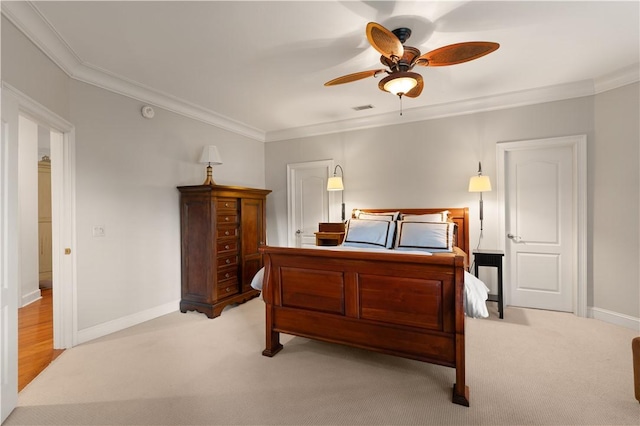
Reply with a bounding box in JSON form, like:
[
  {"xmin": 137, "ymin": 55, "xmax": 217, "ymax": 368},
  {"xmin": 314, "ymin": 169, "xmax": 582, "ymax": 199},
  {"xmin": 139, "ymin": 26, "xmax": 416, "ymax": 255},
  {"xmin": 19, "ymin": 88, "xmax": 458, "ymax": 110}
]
[{"xmin": 351, "ymin": 207, "xmax": 470, "ymax": 255}]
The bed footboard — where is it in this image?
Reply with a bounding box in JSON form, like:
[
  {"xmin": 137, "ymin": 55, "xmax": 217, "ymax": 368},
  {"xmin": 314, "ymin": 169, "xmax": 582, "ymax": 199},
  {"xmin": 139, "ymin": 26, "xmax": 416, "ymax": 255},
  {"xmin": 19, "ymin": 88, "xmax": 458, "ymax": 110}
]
[{"xmin": 259, "ymin": 246, "xmax": 469, "ymax": 406}]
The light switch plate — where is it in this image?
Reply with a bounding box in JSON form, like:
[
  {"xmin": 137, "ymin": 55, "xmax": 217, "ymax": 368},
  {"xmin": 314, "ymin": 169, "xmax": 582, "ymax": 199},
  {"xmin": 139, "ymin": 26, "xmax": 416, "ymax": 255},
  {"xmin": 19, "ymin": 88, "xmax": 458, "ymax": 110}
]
[{"xmin": 92, "ymin": 225, "xmax": 105, "ymax": 237}]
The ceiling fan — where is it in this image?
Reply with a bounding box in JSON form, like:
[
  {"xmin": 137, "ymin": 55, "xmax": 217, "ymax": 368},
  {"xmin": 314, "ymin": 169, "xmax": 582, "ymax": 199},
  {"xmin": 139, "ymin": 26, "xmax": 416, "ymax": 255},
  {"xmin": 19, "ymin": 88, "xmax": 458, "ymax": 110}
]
[{"xmin": 325, "ymin": 22, "xmax": 500, "ymax": 100}]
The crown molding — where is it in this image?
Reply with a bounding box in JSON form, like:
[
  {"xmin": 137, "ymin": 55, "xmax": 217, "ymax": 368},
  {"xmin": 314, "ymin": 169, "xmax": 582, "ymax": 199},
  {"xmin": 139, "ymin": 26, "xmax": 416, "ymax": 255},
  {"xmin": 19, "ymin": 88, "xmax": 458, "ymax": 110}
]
[
  {"xmin": 1, "ymin": 1, "xmax": 265, "ymax": 142},
  {"xmin": 1, "ymin": 0, "xmax": 83, "ymax": 76},
  {"xmin": 267, "ymin": 64, "xmax": 640, "ymax": 142},
  {"xmin": 593, "ymin": 62, "xmax": 640, "ymax": 94},
  {"xmin": 72, "ymin": 61, "xmax": 265, "ymax": 141},
  {"xmin": 4, "ymin": 2, "xmax": 638, "ymax": 144},
  {"xmin": 265, "ymin": 79, "xmax": 597, "ymax": 142}
]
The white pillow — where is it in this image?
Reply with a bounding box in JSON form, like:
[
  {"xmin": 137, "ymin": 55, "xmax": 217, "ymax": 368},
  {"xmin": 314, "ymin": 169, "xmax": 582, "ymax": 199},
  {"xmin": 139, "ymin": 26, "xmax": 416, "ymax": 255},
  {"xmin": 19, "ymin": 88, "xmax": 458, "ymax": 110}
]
[
  {"xmin": 394, "ymin": 221, "xmax": 455, "ymax": 252},
  {"xmin": 342, "ymin": 219, "xmax": 396, "ymax": 249},
  {"xmin": 401, "ymin": 211, "xmax": 449, "ymax": 222},
  {"xmin": 356, "ymin": 211, "xmax": 400, "ymax": 221}
]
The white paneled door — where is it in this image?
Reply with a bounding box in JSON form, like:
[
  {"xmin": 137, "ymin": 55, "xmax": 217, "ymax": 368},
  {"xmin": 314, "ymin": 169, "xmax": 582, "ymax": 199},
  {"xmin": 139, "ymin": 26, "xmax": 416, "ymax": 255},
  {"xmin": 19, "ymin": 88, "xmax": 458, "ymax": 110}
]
[
  {"xmin": 287, "ymin": 161, "xmax": 332, "ymax": 247},
  {"xmin": 501, "ymin": 135, "xmax": 586, "ymax": 314}
]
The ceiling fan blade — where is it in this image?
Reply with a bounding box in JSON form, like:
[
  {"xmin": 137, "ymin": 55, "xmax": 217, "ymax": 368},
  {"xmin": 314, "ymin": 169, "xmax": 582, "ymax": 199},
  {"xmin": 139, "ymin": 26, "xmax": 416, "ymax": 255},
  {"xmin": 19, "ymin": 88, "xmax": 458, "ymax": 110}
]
[
  {"xmin": 324, "ymin": 69, "xmax": 386, "ymax": 86},
  {"xmin": 416, "ymin": 41, "xmax": 499, "ymax": 67},
  {"xmin": 403, "ymin": 74, "xmax": 424, "ymax": 98},
  {"xmin": 366, "ymin": 22, "xmax": 404, "ymax": 61}
]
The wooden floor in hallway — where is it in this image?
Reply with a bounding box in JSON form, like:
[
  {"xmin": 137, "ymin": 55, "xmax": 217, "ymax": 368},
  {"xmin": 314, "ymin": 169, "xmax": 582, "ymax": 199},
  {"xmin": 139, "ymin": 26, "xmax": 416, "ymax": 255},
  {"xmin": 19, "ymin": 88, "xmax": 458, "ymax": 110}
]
[{"xmin": 18, "ymin": 288, "xmax": 64, "ymax": 391}]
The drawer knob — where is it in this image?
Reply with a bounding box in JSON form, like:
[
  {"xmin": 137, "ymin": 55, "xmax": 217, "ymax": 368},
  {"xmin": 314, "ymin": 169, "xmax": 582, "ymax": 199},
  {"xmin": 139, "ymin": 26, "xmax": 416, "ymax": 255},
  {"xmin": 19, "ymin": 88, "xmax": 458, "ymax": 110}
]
[
  {"xmin": 225, "ymin": 231, "xmax": 230, "ymax": 236},
  {"xmin": 226, "ymin": 287, "xmax": 231, "ymax": 293},
  {"xmin": 225, "ymin": 203, "xmax": 229, "ymax": 207},
  {"xmin": 225, "ymin": 273, "xmax": 230, "ymax": 278},
  {"xmin": 225, "ymin": 217, "xmax": 229, "ymax": 221},
  {"xmin": 226, "ymin": 259, "xmax": 231, "ymax": 264},
  {"xmin": 225, "ymin": 245, "xmax": 230, "ymax": 250}
]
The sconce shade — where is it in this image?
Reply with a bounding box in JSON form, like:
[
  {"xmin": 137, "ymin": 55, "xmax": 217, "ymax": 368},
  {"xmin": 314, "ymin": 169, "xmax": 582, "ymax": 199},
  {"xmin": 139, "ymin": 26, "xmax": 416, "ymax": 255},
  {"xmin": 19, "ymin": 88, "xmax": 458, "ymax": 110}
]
[
  {"xmin": 468, "ymin": 175, "xmax": 492, "ymax": 192},
  {"xmin": 199, "ymin": 145, "xmax": 223, "ymax": 165},
  {"xmin": 327, "ymin": 176, "xmax": 344, "ymax": 191}
]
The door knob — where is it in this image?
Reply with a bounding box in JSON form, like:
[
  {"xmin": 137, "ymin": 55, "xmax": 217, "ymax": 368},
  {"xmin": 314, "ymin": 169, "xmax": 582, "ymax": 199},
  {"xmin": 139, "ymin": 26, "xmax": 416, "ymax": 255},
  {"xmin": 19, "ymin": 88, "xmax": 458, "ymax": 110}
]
[
  {"xmin": 296, "ymin": 229, "xmax": 302, "ymax": 235},
  {"xmin": 507, "ymin": 233, "xmax": 522, "ymax": 242}
]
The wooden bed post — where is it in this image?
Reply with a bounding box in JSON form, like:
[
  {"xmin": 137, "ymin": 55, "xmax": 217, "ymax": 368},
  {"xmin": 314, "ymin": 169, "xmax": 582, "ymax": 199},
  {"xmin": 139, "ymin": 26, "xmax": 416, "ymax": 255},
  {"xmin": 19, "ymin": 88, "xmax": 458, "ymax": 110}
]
[
  {"xmin": 452, "ymin": 255, "xmax": 470, "ymax": 406},
  {"xmin": 261, "ymin": 253, "xmax": 283, "ymax": 357}
]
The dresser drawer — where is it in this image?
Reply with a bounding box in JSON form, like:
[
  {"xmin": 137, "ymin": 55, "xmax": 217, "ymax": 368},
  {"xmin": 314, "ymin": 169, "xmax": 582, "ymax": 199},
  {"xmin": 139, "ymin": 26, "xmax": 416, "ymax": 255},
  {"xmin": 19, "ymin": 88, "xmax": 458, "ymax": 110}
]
[
  {"xmin": 217, "ymin": 280, "xmax": 239, "ymax": 298},
  {"xmin": 216, "ymin": 240, "xmax": 238, "ymax": 253},
  {"xmin": 217, "ymin": 267, "xmax": 238, "ymax": 282},
  {"xmin": 217, "ymin": 213, "xmax": 238, "ymax": 224},
  {"xmin": 217, "ymin": 224, "xmax": 238, "ymax": 238},
  {"xmin": 217, "ymin": 254, "xmax": 238, "ymax": 268},
  {"xmin": 216, "ymin": 198, "xmax": 238, "ymax": 211}
]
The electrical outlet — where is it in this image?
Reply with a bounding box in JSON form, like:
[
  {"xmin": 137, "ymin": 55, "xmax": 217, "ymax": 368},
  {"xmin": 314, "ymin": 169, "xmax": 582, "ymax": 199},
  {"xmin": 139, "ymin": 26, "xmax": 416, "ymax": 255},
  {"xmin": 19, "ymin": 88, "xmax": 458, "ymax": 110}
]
[{"xmin": 92, "ymin": 225, "xmax": 105, "ymax": 237}]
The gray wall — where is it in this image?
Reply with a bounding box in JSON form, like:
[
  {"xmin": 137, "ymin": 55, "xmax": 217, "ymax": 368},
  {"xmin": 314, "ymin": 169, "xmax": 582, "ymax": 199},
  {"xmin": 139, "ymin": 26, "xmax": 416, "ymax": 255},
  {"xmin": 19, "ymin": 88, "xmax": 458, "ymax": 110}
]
[
  {"xmin": 593, "ymin": 84, "xmax": 639, "ymax": 318},
  {"xmin": 3, "ymin": 17, "xmax": 266, "ymax": 332},
  {"xmin": 70, "ymin": 81, "xmax": 265, "ymax": 329},
  {"xmin": 1, "ymin": 16, "xmax": 70, "ymax": 119},
  {"xmin": 265, "ymin": 86, "xmax": 640, "ymax": 319}
]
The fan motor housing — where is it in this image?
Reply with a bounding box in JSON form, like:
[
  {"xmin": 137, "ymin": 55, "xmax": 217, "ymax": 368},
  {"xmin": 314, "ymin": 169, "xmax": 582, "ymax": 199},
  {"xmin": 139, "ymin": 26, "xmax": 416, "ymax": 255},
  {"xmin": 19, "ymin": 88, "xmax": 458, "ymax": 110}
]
[{"xmin": 380, "ymin": 46, "xmax": 421, "ymax": 72}]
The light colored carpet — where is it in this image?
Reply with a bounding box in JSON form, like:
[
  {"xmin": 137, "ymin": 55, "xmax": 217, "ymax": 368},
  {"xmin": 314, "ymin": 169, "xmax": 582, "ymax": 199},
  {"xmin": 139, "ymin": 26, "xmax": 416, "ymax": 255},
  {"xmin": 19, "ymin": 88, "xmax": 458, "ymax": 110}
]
[{"xmin": 5, "ymin": 300, "xmax": 640, "ymax": 425}]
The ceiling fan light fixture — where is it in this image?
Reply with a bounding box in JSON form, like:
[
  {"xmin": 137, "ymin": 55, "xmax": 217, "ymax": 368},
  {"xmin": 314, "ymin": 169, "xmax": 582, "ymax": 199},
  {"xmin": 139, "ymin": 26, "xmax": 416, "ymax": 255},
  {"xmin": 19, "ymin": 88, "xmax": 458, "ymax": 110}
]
[
  {"xmin": 383, "ymin": 76, "xmax": 417, "ymax": 95},
  {"xmin": 379, "ymin": 72, "xmax": 420, "ymax": 96}
]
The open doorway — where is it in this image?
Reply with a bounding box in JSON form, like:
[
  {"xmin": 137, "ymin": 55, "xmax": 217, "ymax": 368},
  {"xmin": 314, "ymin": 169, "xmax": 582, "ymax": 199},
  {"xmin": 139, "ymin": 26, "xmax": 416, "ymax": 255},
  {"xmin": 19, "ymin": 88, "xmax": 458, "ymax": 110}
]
[
  {"xmin": 17, "ymin": 115, "xmax": 66, "ymax": 390},
  {"xmin": 2, "ymin": 85, "xmax": 76, "ymax": 418}
]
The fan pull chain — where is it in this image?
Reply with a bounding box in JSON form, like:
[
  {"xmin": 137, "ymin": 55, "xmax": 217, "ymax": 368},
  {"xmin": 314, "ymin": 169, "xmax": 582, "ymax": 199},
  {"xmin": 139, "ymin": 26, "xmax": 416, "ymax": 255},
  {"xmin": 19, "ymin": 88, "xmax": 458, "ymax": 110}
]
[{"xmin": 399, "ymin": 94, "xmax": 404, "ymax": 116}]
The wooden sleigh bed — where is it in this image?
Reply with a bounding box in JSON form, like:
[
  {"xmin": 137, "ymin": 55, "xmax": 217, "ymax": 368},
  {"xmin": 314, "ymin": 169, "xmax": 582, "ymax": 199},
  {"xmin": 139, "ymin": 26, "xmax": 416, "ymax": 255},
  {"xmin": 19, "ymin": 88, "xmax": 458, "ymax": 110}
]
[{"xmin": 259, "ymin": 207, "xmax": 471, "ymax": 406}]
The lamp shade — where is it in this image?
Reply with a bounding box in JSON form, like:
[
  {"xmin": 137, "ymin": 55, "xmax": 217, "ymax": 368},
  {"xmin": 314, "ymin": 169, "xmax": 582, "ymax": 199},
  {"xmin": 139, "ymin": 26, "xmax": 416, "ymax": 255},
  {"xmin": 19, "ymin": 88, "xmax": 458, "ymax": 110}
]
[
  {"xmin": 327, "ymin": 176, "xmax": 344, "ymax": 191},
  {"xmin": 468, "ymin": 175, "xmax": 492, "ymax": 192},
  {"xmin": 199, "ymin": 145, "xmax": 223, "ymax": 165}
]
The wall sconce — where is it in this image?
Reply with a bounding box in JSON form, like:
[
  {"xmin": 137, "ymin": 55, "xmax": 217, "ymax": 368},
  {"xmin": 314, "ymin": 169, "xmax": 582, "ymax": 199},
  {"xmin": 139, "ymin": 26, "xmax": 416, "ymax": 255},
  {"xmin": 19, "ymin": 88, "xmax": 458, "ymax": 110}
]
[
  {"xmin": 199, "ymin": 145, "xmax": 223, "ymax": 185},
  {"xmin": 327, "ymin": 164, "xmax": 345, "ymax": 222},
  {"xmin": 468, "ymin": 162, "xmax": 492, "ymax": 231}
]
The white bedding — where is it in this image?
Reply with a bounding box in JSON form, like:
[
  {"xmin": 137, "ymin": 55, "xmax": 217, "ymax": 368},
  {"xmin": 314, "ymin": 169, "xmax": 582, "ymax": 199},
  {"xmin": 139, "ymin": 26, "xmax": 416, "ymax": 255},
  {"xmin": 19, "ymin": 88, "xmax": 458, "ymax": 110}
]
[{"xmin": 250, "ymin": 247, "xmax": 490, "ymax": 319}]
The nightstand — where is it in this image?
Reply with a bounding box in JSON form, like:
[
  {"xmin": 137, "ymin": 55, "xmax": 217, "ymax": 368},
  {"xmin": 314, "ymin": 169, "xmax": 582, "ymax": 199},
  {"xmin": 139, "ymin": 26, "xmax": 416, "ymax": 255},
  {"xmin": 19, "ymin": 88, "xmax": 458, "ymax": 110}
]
[
  {"xmin": 315, "ymin": 222, "xmax": 345, "ymax": 246},
  {"xmin": 473, "ymin": 249, "xmax": 504, "ymax": 319}
]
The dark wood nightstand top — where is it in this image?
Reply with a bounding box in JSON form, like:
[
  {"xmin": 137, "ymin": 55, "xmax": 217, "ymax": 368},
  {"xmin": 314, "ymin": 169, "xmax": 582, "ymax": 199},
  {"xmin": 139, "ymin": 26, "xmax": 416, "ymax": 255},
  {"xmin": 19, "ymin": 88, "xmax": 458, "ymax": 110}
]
[{"xmin": 472, "ymin": 249, "xmax": 504, "ymax": 256}]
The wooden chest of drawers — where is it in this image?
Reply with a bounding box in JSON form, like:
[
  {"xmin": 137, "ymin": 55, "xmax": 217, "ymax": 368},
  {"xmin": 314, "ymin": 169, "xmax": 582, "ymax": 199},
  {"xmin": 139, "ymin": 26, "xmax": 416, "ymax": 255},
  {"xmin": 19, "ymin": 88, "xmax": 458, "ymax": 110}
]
[{"xmin": 178, "ymin": 185, "xmax": 271, "ymax": 318}]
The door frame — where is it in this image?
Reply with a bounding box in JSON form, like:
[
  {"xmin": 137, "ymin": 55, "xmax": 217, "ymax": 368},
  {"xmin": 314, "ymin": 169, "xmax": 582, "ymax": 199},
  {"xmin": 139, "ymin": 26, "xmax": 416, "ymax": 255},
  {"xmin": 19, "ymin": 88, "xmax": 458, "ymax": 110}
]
[
  {"xmin": 1, "ymin": 88, "xmax": 19, "ymax": 422},
  {"xmin": 496, "ymin": 134, "xmax": 587, "ymax": 317},
  {"xmin": 286, "ymin": 160, "xmax": 333, "ymax": 247},
  {"xmin": 3, "ymin": 83, "xmax": 77, "ymax": 348}
]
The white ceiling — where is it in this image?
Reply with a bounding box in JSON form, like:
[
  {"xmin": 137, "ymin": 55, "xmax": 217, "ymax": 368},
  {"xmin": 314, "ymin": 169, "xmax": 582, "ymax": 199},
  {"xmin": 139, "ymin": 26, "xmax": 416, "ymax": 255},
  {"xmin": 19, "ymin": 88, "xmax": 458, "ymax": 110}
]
[{"xmin": 4, "ymin": 1, "xmax": 640, "ymax": 141}]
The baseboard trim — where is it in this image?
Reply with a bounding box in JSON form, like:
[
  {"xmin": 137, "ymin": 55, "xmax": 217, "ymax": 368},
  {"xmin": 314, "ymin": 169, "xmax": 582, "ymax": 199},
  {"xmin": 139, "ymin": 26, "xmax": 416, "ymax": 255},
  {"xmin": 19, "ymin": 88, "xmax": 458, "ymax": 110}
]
[
  {"xmin": 77, "ymin": 299, "xmax": 180, "ymax": 345},
  {"xmin": 21, "ymin": 289, "xmax": 42, "ymax": 307},
  {"xmin": 588, "ymin": 307, "xmax": 640, "ymax": 331}
]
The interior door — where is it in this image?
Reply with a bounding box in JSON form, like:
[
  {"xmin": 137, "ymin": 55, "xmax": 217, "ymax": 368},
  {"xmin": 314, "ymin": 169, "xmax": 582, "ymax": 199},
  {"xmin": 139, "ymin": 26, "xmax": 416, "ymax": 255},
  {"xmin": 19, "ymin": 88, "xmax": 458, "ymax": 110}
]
[
  {"xmin": 505, "ymin": 144, "xmax": 574, "ymax": 312},
  {"xmin": 1, "ymin": 90, "xmax": 19, "ymax": 422},
  {"xmin": 287, "ymin": 161, "xmax": 332, "ymax": 247}
]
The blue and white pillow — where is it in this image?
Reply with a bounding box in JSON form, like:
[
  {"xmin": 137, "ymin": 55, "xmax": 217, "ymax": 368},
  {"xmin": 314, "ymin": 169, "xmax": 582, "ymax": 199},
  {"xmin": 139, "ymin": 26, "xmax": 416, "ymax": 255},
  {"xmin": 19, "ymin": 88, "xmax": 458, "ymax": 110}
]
[
  {"xmin": 342, "ymin": 219, "xmax": 396, "ymax": 249},
  {"xmin": 394, "ymin": 221, "xmax": 455, "ymax": 252}
]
